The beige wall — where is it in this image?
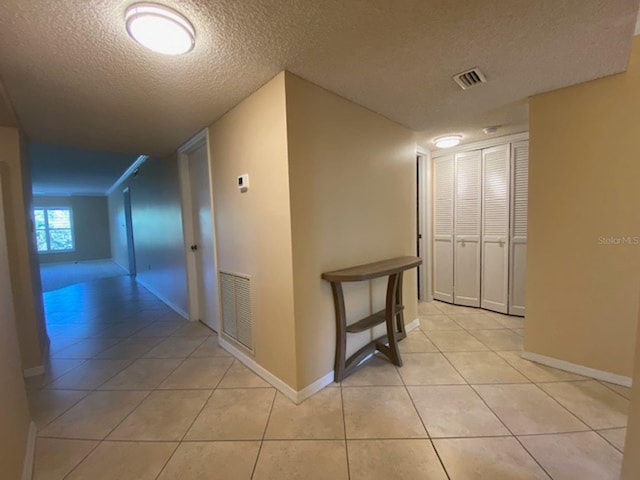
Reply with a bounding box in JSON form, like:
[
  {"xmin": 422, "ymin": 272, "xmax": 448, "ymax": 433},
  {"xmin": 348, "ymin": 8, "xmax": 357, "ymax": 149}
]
[
  {"xmin": 0, "ymin": 161, "xmax": 32, "ymax": 480},
  {"xmin": 208, "ymin": 72, "xmax": 298, "ymax": 388},
  {"xmin": 108, "ymin": 155, "xmax": 189, "ymax": 314},
  {"xmin": 526, "ymin": 36, "xmax": 640, "ymax": 377},
  {"xmin": 285, "ymin": 72, "xmax": 418, "ymax": 388},
  {"xmin": 35, "ymin": 195, "xmax": 111, "ymax": 264},
  {"xmin": 0, "ymin": 126, "xmax": 46, "ymax": 370}
]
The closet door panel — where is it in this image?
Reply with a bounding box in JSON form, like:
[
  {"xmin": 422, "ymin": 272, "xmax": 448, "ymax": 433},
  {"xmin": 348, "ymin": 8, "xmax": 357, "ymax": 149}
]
[
  {"xmin": 481, "ymin": 145, "xmax": 510, "ymax": 313},
  {"xmin": 454, "ymin": 150, "xmax": 481, "ymax": 307},
  {"xmin": 433, "ymin": 155, "xmax": 454, "ymax": 302},
  {"xmin": 509, "ymin": 141, "xmax": 529, "ymax": 316}
]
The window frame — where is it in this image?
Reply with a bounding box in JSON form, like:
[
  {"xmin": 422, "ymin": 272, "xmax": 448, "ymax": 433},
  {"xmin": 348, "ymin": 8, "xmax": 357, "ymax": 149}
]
[{"xmin": 34, "ymin": 206, "xmax": 76, "ymax": 254}]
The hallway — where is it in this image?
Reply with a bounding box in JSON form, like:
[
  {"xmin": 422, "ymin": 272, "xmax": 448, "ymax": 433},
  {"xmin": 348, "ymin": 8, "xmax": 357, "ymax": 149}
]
[{"xmin": 28, "ymin": 278, "xmax": 628, "ymax": 479}]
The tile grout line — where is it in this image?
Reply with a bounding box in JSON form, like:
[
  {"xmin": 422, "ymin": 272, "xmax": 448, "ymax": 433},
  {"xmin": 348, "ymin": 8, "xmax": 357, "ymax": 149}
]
[
  {"xmin": 100, "ymin": 340, "xmax": 214, "ymax": 439},
  {"xmin": 41, "ymin": 434, "xmax": 501, "ymax": 443},
  {"xmin": 597, "ymin": 379, "xmax": 632, "ymax": 401},
  {"xmin": 152, "ymin": 354, "xmax": 237, "ymax": 480},
  {"xmin": 339, "ymin": 383, "xmax": 352, "ymax": 480},
  {"xmin": 60, "ymin": 438, "xmax": 103, "ymax": 480},
  {"xmin": 50, "ymin": 333, "xmax": 206, "ymax": 477},
  {"xmin": 55, "ymin": 307, "xmax": 169, "ymax": 479},
  {"xmin": 429, "ymin": 303, "xmax": 608, "ymax": 462},
  {"xmin": 593, "ymin": 429, "xmax": 625, "ymax": 454},
  {"xmin": 52, "ymin": 334, "xmax": 130, "ymax": 360},
  {"xmin": 396, "ymin": 355, "xmax": 451, "ymax": 480},
  {"xmin": 31, "ymin": 389, "xmax": 91, "ymax": 432},
  {"xmin": 438, "ymin": 348, "xmax": 555, "ymax": 479},
  {"xmin": 526, "ymin": 381, "xmax": 606, "ymax": 431},
  {"xmin": 37, "ymin": 355, "xmax": 147, "ymax": 429},
  {"xmin": 249, "ymin": 385, "xmax": 278, "ymax": 480}
]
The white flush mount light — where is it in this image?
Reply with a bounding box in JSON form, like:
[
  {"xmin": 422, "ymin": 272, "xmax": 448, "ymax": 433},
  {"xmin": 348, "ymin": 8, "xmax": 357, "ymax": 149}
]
[
  {"xmin": 125, "ymin": 3, "xmax": 195, "ymax": 55},
  {"xmin": 433, "ymin": 135, "xmax": 462, "ymax": 149}
]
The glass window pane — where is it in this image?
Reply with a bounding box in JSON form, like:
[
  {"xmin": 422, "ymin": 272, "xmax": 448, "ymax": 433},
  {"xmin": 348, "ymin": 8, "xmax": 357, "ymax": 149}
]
[
  {"xmin": 34, "ymin": 209, "xmax": 46, "ymax": 229},
  {"xmin": 48, "ymin": 209, "xmax": 71, "ymax": 229},
  {"xmin": 49, "ymin": 229, "xmax": 73, "ymax": 251},
  {"xmin": 36, "ymin": 230, "xmax": 48, "ymax": 252}
]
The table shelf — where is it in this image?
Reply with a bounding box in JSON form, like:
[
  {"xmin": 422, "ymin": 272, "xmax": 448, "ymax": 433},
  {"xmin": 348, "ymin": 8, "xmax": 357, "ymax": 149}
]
[{"xmin": 346, "ymin": 305, "xmax": 404, "ymax": 333}]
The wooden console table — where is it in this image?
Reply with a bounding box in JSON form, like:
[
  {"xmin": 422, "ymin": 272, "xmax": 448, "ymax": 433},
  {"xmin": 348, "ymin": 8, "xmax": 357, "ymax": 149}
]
[{"xmin": 322, "ymin": 256, "xmax": 422, "ymax": 382}]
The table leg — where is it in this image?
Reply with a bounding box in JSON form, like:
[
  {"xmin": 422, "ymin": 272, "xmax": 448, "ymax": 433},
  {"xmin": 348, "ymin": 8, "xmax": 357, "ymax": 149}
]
[
  {"xmin": 383, "ymin": 273, "xmax": 403, "ymax": 366},
  {"xmin": 330, "ymin": 281, "xmax": 347, "ymax": 382},
  {"xmin": 395, "ymin": 272, "xmax": 407, "ymax": 340}
]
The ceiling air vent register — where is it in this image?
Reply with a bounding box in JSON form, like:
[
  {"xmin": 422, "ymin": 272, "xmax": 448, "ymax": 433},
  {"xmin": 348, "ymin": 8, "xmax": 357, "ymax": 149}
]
[{"xmin": 453, "ymin": 68, "xmax": 487, "ymax": 90}]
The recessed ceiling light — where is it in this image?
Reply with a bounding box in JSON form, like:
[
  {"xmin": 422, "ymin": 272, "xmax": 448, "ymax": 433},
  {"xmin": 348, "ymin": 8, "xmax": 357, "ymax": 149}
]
[
  {"xmin": 433, "ymin": 135, "xmax": 462, "ymax": 149},
  {"xmin": 125, "ymin": 3, "xmax": 195, "ymax": 55}
]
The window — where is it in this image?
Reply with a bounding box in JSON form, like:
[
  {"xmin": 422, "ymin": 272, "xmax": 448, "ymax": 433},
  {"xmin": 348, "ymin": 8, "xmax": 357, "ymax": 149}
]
[{"xmin": 34, "ymin": 207, "xmax": 74, "ymax": 253}]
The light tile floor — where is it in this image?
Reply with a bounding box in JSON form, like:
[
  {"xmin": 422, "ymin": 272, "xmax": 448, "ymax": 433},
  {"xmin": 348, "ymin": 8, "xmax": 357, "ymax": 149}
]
[{"xmin": 29, "ymin": 277, "xmax": 630, "ymax": 479}]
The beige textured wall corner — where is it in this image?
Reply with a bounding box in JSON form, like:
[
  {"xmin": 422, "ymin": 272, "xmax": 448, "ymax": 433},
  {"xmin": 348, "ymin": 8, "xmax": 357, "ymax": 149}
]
[
  {"xmin": 0, "ymin": 126, "xmax": 46, "ymax": 370},
  {"xmin": 525, "ymin": 36, "xmax": 640, "ymax": 377},
  {"xmin": 208, "ymin": 72, "xmax": 298, "ymax": 388},
  {"xmin": 622, "ymin": 295, "xmax": 640, "ymax": 479},
  {"xmin": 285, "ymin": 72, "xmax": 418, "ymax": 389},
  {"xmin": 0, "ymin": 160, "xmax": 32, "ymax": 480}
]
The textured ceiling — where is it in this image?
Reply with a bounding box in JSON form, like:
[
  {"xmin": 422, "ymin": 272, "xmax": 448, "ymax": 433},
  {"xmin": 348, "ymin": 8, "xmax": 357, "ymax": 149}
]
[
  {"xmin": 30, "ymin": 143, "xmax": 138, "ymax": 196},
  {"xmin": 0, "ymin": 0, "xmax": 638, "ymax": 156}
]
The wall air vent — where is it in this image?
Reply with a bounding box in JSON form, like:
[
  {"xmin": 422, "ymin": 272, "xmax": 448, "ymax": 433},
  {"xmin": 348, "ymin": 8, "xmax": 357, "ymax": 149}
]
[
  {"xmin": 453, "ymin": 68, "xmax": 487, "ymax": 90},
  {"xmin": 220, "ymin": 271, "xmax": 253, "ymax": 351}
]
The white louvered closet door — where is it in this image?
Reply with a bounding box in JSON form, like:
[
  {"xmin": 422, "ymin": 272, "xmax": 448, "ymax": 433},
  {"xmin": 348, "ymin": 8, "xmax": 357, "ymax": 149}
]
[
  {"xmin": 433, "ymin": 155, "xmax": 454, "ymax": 302},
  {"xmin": 454, "ymin": 150, "xmax": 481, "ymax": 307},
  {"xmin": 481, "ymin": 145, "xmax": 510, "ymax": 313},
  {"xmin": 509, "ymin": 141, "xmax": 529, "ymax": 316}
]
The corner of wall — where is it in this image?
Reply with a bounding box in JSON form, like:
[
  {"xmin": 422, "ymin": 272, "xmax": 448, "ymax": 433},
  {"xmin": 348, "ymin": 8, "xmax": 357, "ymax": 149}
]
[
  {"xmin": 208, "ymin": 71, "xmax": 298, "ymax": 391},
  {"xmin": 0, "ymin": 127, "xmax": 46, "ymax": 370},
  {"xmin": 284, "ymin": 74, "xmax": 418, "ymax": 391}
]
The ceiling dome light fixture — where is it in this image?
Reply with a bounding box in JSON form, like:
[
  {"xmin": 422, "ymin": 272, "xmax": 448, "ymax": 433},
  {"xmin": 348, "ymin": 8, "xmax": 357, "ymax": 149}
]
[
  {"xmin": 433, "ymin": 135, "xmax": 462, "ymax": 149},
  {"xmin": 125, "ymin": 3, "xmax": 195, "ymax": 55}
]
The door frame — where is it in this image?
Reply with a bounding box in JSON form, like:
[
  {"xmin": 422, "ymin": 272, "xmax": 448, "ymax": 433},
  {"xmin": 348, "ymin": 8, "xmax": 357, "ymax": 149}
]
[
  {"xmin": 177, "ymin": 129, "xmax": 219, "ymax": 326},
  {"xmin": 416, "ymin": 150, "xmax": 433, "ymax": 301}
]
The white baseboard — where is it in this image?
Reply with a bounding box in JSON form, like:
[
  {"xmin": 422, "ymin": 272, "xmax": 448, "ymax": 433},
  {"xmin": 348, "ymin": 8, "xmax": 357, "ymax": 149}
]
[
  {"xmin": 296, "ymin": 371, "xmax": 337, "ymax": 402},
  {"xmin": 135, "ymin": 278, "xmax": 189, "ymax": 319},
  {"xmin": 521, "ymin": 351, "xmax": 633, "ymax": 387},
  {"xmin": 22, "ymin": 421, "xmax": 37, "ymax": 480},
  {"xmin": 23, "ymin": 365, "xmax": 45, "ymax": 378},
  {"xmin": 218, "ymin": 318, "xmax": 421, "ymax": 404},
  {"xmin": 218, "ymin": 336, "xmax": 306, "ymax": 403},
  {"xmin": 405, "ymin": 317, "xmax": 420, "ymax": 333}
]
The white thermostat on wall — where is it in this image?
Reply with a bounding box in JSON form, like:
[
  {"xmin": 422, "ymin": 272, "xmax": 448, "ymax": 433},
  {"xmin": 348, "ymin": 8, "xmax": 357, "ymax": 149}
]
[{"xmin": 237, "ymin": 174, "xmax": 249, "ymax": 192}]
